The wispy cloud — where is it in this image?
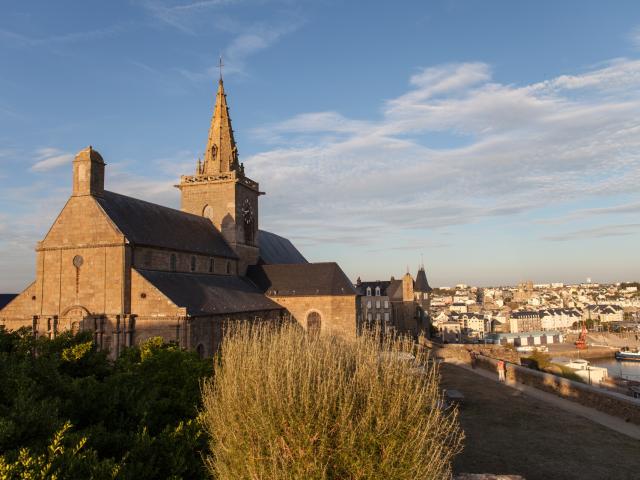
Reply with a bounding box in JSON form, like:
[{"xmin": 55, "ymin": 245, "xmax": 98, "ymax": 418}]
[
  {"xmin": 176, "ymin": 14, "xmax": 304, "ymax": 80},
  {"xmin": 247, "ymin": 59, "xmax": 640, "ymax": 247},
  {"xmin": 538, "ymin": 201, "xmax": 640, "ymax": 224},
  {"xmin": 137, "ymin": 0, "xmax": 241, "ymax": 34},
  {"xmin": 30, "ymin": 148, "xmax": 74, "ymax": 172},
  {"xmin": 543, "ymin": 224, "xmax": 640, "ymax": 242},
  {"xmin": 0, "ymin": 23, "xmax": 128, "ymax": 49}
]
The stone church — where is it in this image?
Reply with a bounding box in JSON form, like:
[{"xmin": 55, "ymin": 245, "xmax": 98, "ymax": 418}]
[{"xmin": 0, "ymin": 78, "xmax": 358, "ymax": 357}]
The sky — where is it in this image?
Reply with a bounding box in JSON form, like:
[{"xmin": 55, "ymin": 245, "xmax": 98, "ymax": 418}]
[{"xmin": 0, "ymin": 0, "xmax": 639, "ymax": 291}]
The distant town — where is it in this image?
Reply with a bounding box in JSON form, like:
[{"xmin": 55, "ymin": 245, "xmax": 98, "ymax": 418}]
[{"xmin": 356, "ymin": 273, "xmax": 640, "ymax": 346}]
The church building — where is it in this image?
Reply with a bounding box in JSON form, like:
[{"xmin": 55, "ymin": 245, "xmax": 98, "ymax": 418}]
[{"xmin": 0, "ymin": 78, "xmax": 358, "ymax": 357}]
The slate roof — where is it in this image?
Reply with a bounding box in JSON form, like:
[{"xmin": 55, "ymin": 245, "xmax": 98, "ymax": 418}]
[
  {"xmin": 96, "ymin": 191, "xmax": 237, "ymax": 258},
  {"xmin": 415, "ymin": 267, "xmax": 433, "ymax": 293},
  {"xmin": 247, "ymin": 263, "xmax": 356, "ymax": 296},
  {"xmin": 511, "ymin": 311, "xmax": 540, "ymax": 319},
  {"xmin": 135, "ymin": 269, "xmax": 282, "ymax": 316},
  {"xmin": 355, "ymin": 280, "xmax": 391, "ymax": 296},
  {"xmin": 258, "ymin": 230, "xmax": 307, "ymax": 265},
  {"xmin": 0, "ymin": 294, "xmax": 17, "ymax": 310},
  {"xmin": 386, "ymin": 280, "xmax": 404, "ymax": 301},
  {"xmin": 587, "ymin": 304, "xmax": 623, "ymax": 313}
]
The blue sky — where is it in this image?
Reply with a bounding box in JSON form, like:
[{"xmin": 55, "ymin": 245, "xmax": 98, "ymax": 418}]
[{"xmin": 1, "ymin": 0, "xmax": 640, "ymax": 291}]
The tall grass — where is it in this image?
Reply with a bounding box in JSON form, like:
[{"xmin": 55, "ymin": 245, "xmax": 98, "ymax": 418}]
[{"xmin": 201, "ymin": 323, "xmax": 463, "ymax": 479}]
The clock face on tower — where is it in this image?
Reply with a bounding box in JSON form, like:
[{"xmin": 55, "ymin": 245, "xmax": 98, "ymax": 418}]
[{"xmin": 241, "ymin": 199, "xmax": 254, "ymax": 224}]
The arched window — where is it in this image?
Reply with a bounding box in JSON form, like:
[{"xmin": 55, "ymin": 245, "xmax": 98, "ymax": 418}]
[
  {"xmin": 209, "ymin": 258, "xmax": 215, "ymax": 273},
  {"xmin": 203, "ymin": 204, "xmax": 214, "ymax": 221},
  {"xmin": 307, "ymin": 311, "xmax": 321, "ymax": 335},
  {"xmin": 170, "ymin": 254, "xmax": 177, "ymax": 272},
  {"xmin": 226, "ymin": 261, "xmax": 231, "ymax": 274},
  {"xmin": 375, "ymin": 286, "xmax": 381, "ymax": 296},
  {"xmin": 366, "ymin": 287, "xmax": 372, "ymax": 296},
  {"xmin": 190, "ymin": 256, "xmax": 196, "ymax": 272}
]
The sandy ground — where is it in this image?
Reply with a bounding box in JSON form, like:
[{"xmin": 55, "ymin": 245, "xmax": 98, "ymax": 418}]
[{"xmin": 441, "ymin": 363, "xmax": 640, "ymax": 480}]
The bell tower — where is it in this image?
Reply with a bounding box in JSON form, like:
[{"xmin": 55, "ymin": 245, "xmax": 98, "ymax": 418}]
[{"xmin": 177, "ymin": 75, "xmax": 262, "ymax": 274}]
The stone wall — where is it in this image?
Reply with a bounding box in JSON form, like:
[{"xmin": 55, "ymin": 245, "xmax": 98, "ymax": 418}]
[
  {"xmin": 131, "ymin": 246, "xmax": 236, "ymax": 275},
  {"xmin": 268, "ymin": 294, "xmax": 357, "ymax": 339},
  {"xmin": 0, "ymin": 282, "xmax": 37, "ymax": 328},
  {"xmin": 180, "ymin": 180, "xmax": 236, "ymax": 235},
  {"xmin": 422, "ymin": 340, "xmax": 521, "ymax": 364}
]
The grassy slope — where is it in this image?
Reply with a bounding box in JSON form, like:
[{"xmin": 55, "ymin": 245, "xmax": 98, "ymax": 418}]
[{"xmin": 441, "ymin": 363, "xmax": 640, "ymax": 480}]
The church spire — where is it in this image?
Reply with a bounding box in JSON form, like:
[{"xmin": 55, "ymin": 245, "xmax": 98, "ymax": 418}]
[{"xmin": 202, "ymin": 76, "xmax": 239, "ymax": 175}]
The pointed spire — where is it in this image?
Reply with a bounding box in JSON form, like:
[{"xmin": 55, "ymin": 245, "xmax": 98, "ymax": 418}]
[
  {"xmin": 202, "ymin": 77, "xmax": 239, "ymax": 175},
  {"xmin": 415, "ymin": 264, "xmax": 432, "ymax": 293}
]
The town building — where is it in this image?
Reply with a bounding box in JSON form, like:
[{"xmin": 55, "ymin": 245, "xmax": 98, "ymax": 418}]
[
  {"xmin": 354, "ymin": 279, "xmax": 392, "ymax": 326},
  {"xmin": 486, "ymin": 331, "xmax": 564, "ymax": 347},
  {"xmin": 458, "ymin": 312, "xmax": 487, "ymax": 339},
  {"xmin": 509, "ymin": 311, "xmax": 542, "ymax": 333},
  {"xmin": 584, "ymin": 304, "xmax": 624, "ymax": 323},
  {"xmin": 355, "ymin": 266, "xmax": 433, "ymax": 338}
]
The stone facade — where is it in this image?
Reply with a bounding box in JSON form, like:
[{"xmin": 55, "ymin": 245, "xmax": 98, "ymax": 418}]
[{"xmin": 268, "ymin": 294, "xmax": 358, "ymax": 339}]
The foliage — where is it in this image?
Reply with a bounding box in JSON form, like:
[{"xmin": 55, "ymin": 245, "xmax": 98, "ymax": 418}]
[
  {"xmin": 0, "ymin": 328, "xmax": 212, "ymax": 479},
  {"xmin": 0, "ymin": 421, "xmax": 119, "ymax": 480},
  {"xmin": 523, "ymin": 350, "xmax": 585, "ymax": 383},
  {"xmin": 549, "ymin": 364, "xmax": 585, "ymax": 384},
  {"xmin": 202, "ymin": 323, "xmax": 463, "ymax": 479},
  {"xmin": 61, "ymin": 341, "xmax": 93, "ymax": 362},
  {"xmin": 524, "ymin": 349, "xmax": 551, "ymax": 370}
]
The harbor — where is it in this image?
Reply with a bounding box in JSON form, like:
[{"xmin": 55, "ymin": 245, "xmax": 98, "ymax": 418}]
[{"xmin": 591, "ymin": 357, "xmax": 640, "ymax": 382}]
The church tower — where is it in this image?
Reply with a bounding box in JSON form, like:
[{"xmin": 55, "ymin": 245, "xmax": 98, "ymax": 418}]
[{"xmin": 177, "ymin": 77, "xmax": 262, "ymax": 274}]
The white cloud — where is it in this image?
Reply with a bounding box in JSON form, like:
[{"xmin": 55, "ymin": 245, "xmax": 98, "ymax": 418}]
[
  {"xmin": 248, "ymin": 58, "xmax": 640, "ymax": 247},
  {"xmin": 543, "ymin": 224, "xmax": 640, "ymax": 242},
  {"xmin": 30, "ymin": 148, "xmax": 74, "ymax": 172}
]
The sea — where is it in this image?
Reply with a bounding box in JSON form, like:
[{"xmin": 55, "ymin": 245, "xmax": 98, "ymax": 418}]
[{"xmin": 590, "ymin": 357, "xmax": 640, "ymax": 382}]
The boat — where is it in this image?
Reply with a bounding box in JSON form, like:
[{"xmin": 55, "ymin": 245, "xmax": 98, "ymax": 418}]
[{"xmin": 615, "ymin": 347, "xmax": 640, "ymax": 362}]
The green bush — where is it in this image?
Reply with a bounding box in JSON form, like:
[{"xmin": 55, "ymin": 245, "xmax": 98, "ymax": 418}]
[
  {"xmin": 202, "ymin": 323, "xmax": 463, "ymax": 479},
  {"xmin": 0, "ymin": 328, "xmax": 212, "ymax": 479}
]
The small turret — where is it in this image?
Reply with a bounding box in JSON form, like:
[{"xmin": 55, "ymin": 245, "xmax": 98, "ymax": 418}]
[{"xmin": 72, "ymin": 146, "xmax": 105, "ymax": 197}]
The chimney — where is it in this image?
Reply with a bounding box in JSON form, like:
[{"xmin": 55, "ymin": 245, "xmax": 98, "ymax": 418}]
[{"xmin": 72, "ymin": 146, "xmax": 105, "ymax": 197}]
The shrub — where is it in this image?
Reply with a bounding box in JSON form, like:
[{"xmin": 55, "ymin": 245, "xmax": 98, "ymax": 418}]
[
  {"xmin": 0, "ymin": 329, "xmax": 211, "ymax": 479},
  {"xmin": 201, "ymin": 323, "xmax": 463, "ymax": 479},
  {"xmin": 0, "ymin": 421, "xmax": 119, "ymax": 479}
]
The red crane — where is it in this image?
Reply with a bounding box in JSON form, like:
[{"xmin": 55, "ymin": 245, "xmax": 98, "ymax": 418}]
[{"xmin": 575, "ymin": 321, "xmax": 588, "ymax": 350}]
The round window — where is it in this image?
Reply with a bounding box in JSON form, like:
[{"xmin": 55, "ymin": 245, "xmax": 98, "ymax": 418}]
[{"xmin": 73, "ymin": 255, "xmax": 84, "ymax": 268}]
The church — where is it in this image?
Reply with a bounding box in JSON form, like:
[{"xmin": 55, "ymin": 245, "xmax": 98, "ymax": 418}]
[{"xmin": 0, "ymin": 78, "xmax": 358, "ymax": 357}]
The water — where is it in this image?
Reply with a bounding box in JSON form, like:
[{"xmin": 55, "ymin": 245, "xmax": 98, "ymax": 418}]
[{"xmin": 590, "ymin": 358, "xmax": 640, "ymax": 381}]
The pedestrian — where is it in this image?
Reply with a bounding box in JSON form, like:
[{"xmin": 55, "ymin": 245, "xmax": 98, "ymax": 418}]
[{"xmin": 497, "ymin": 359, "xmax": 506, "ymax": 382}]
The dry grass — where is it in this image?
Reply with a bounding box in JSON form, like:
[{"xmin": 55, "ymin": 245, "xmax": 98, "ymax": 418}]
[
  {"xmin": 201, "ymin": 323, "xmax": 463, "ymax": 479},
  {"xmin": 441, "ymin": 363, "xmax": 640, "ymax": 480}
]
